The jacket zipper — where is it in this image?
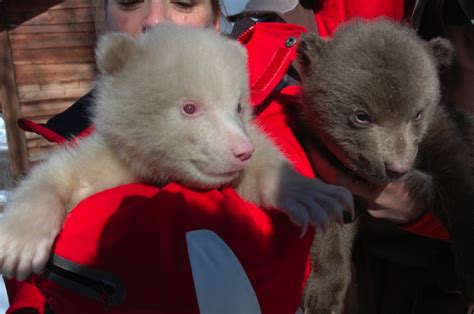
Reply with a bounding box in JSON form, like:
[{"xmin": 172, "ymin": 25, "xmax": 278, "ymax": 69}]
[
  {"xmin": 43, "ymin": 258, "xmax": 125, "ymax": 307},
  {"xmin": 237, "ymin": 25, "xmax": 255, "ymax": 44}
]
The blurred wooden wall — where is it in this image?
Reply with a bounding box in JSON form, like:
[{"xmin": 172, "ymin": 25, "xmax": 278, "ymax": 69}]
[{"xmin": 0, "ymin": 0, "xmax": 97, "ymax": 178}]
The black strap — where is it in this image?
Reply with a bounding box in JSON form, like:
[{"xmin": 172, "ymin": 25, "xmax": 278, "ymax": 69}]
[
  {"xmin": 44, "ymin": 89, "xmax": 95, "ymax": 140},
  {"xmin": 228, "ymin": 11, "xmax": 285, "ymax": 40},
  {"xmin": 43, "ymin": 254, "xmax": 126, "ymax": 308}
]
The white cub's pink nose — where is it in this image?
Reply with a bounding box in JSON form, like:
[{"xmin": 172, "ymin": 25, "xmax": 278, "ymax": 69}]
[{"xmin": 232, "ymin": 140, "xmax": 254, "ymax": 163}]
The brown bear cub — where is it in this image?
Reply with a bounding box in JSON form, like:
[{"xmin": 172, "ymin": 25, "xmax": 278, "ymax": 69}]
[{"xmin": 297, "ymin": 19, "xmax": 474, "ymax": 313}]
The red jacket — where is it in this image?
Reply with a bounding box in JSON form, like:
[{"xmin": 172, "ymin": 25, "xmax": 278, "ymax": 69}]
[{"xmin": 9, "ymin": 2, "xmax": 449, "ymax": 313}]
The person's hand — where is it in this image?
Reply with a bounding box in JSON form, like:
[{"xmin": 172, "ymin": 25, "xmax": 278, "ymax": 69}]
[
  {"xmin": 359, "ymin": 182, "xmax": 427, "ymax": 224},
  {"xmin": 307, "ymin": 145, "xmax": 427, "ymax": 224}
]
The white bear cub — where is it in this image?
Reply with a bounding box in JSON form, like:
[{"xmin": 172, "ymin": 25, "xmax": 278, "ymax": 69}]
[{"xmin": 0, "ymin": 25, "xmax": 354, "ymax": 281}]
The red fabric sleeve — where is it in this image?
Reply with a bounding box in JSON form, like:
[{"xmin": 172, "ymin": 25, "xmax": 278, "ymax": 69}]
[
  {"xmin": 314, "ymin": 0, "xmax": 405, "ymax": 37},
  {"xmin": 402, "ymin": 210, "xmax": 450, "ymax": 242},
  {"xmin": 5, "ymin": 279, "xmax": 45, "ymax": 314},
  {"xmin": 239, "ymin": 22, "xmax": 306, "ymax": 106}
]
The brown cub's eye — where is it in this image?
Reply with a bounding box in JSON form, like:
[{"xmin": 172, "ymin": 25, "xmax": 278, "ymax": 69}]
[
  {"xmin": 414, "ymin": 110, "xmax": 423, "ymax": 122},
  {"xmin": 182, "ymin": 103, "xmax": 197, "ymax": 115},
  {"xmin": 355, "ymin": 111, "xmax": 371, "ymax": 124}
]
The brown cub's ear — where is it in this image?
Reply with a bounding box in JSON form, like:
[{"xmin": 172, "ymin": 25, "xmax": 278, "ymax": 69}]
[
  {"xmin": 95, "ymin": 32, "xmax": 136, "ymax": 75},
  {"xmin": 296, "ymin": 32, "xmax": 327, "ymax": 78},
  {"xmin": 425, "ymin": 37, "xmax": 455, "ymax": 69}
]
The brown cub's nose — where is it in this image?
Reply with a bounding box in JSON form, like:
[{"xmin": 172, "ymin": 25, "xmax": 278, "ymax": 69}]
[{"xmin": 385, "ymin": 160, "xmax": 411, "ymax": 179}]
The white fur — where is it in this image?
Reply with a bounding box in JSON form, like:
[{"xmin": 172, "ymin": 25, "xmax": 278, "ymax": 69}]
[{"xmin": 0, "ymin": 25, "xmax": 354, "ymax": 280}]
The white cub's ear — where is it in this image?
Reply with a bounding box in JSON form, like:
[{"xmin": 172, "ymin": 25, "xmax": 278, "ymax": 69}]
[
  {"xmin": 95, "ymin": 32, "xmax": 137, "ymax": 75},
  {"xmin": 296, "ymin": 32, "xmax": 327, "ymax": 78},
  {"xmin": 425, "ymin": 37, "xmax": 455, "ymax": 69}
]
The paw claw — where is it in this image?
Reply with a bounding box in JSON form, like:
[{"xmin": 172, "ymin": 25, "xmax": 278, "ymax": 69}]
[
  {"xmin": 300, "ymin": 223, "xmax": 309, "ymax": 238},
  {"xmin": 277, "ymin": 175, "xmax": 355, "ymax": 236},
  {"xmin": 16, "ymin": 271, "xmax": 29, "ymax": 282}
]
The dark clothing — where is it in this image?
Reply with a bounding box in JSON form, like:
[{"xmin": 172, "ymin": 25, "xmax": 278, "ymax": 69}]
[{"xmin": 44, "ymin": 91, "xmax": 95, "ymax": 140}]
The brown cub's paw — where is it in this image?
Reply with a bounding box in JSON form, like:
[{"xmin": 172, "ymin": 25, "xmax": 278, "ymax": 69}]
[{"xmin": 303, "ymin": 276, "xmax": 344, "ymax": 314}]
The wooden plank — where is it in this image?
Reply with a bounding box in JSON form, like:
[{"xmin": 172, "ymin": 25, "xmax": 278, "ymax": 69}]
[
  {"xmin": 24, "ymin": 129, "xmax": 52, "ymax": 141},
  {"xmin": 20, "ymin": 96, "xmax": 84, "ymax": 116},
  {"xmin": 24, "ymin": 128, "xmax": 58, "ymax": 141},
  {"xmin": 14, "ymin": 63, "xmax": 96, "ymax": 85},
  {"xmin": 0, "ymin": 30, "xmax": 30, "ymax": 178},
  {"xmin": 50, "ymin": 0, "xmax": 92, "ymax": 10},
  {"xmin": 9, "ymin": 32, "xmax": 95, "ymax": 49},
  {"xmin": 26, "ymin": 136, "xmax": 58, "ymax": 149},
  {"xmin": 8, "ymin": 0, "xmax": 91, "ymax": 13},
  {"xmin": 18, "ymin": 81, "xmax": 88, "ymax": 93},
  {"xmin": 12, "ymin": 46, "xmax": 95, "ymax": 65},
  {"xmin": 5, "ymin": 0, "xmax": 62, "ymax": 17},
  {"xmin": 20, "ymin": 97, "xmax": 84, "ymax": 118},
  {"xmin": 21, "ymin": 102, "xmax": 73, "ymax": 117},
  {"xmin": 9, "ymin": 23, "xmax": 95, "ymax": 34},
  {"xmin": 19, "ymin": 86, "xmax": 91, "ymax": 103},
  {"xmin": 24, "ymin": 132, "xmax": 43, "ymax": 141},
  {"xmin": 22, "ymin": 116, "xmax": 49, "ymax": 124},
  {"xmin": 8, "ymin": 8, "xmax": 94, "ymax": 27},
  {"xmin": 24, "ymin": 128, "xmax": 73, "ymax": 141},
  {"xmin": 17, "ymin": 81, "xmax": 93, "ymax": 93}
]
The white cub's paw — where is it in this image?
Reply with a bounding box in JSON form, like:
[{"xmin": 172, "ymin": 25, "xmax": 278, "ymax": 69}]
[
  {"xmin": 0, "ymin": 214, "xmax": 59, "ymax": 281},
  {"xmin": 278, "ymin": 176, "xmax": 354, "ymax": 235}
]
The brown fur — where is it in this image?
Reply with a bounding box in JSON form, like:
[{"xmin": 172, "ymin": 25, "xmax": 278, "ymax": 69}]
[{"xmin": 297, "ymin": 19, "xmax": 474, "ymax": 313}]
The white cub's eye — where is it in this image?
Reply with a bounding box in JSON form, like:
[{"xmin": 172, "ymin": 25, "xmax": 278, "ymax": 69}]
[
  {"xmin": 414, "ymin": 110, "xmax": 423, "ymax": 122},
  {"xmin": 182, "ymin": 103, "xmax": 198, "ymax": 115},
  {"xmin": 237, "ymin": 103, "xmax": 242, "ymax": 114}
]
